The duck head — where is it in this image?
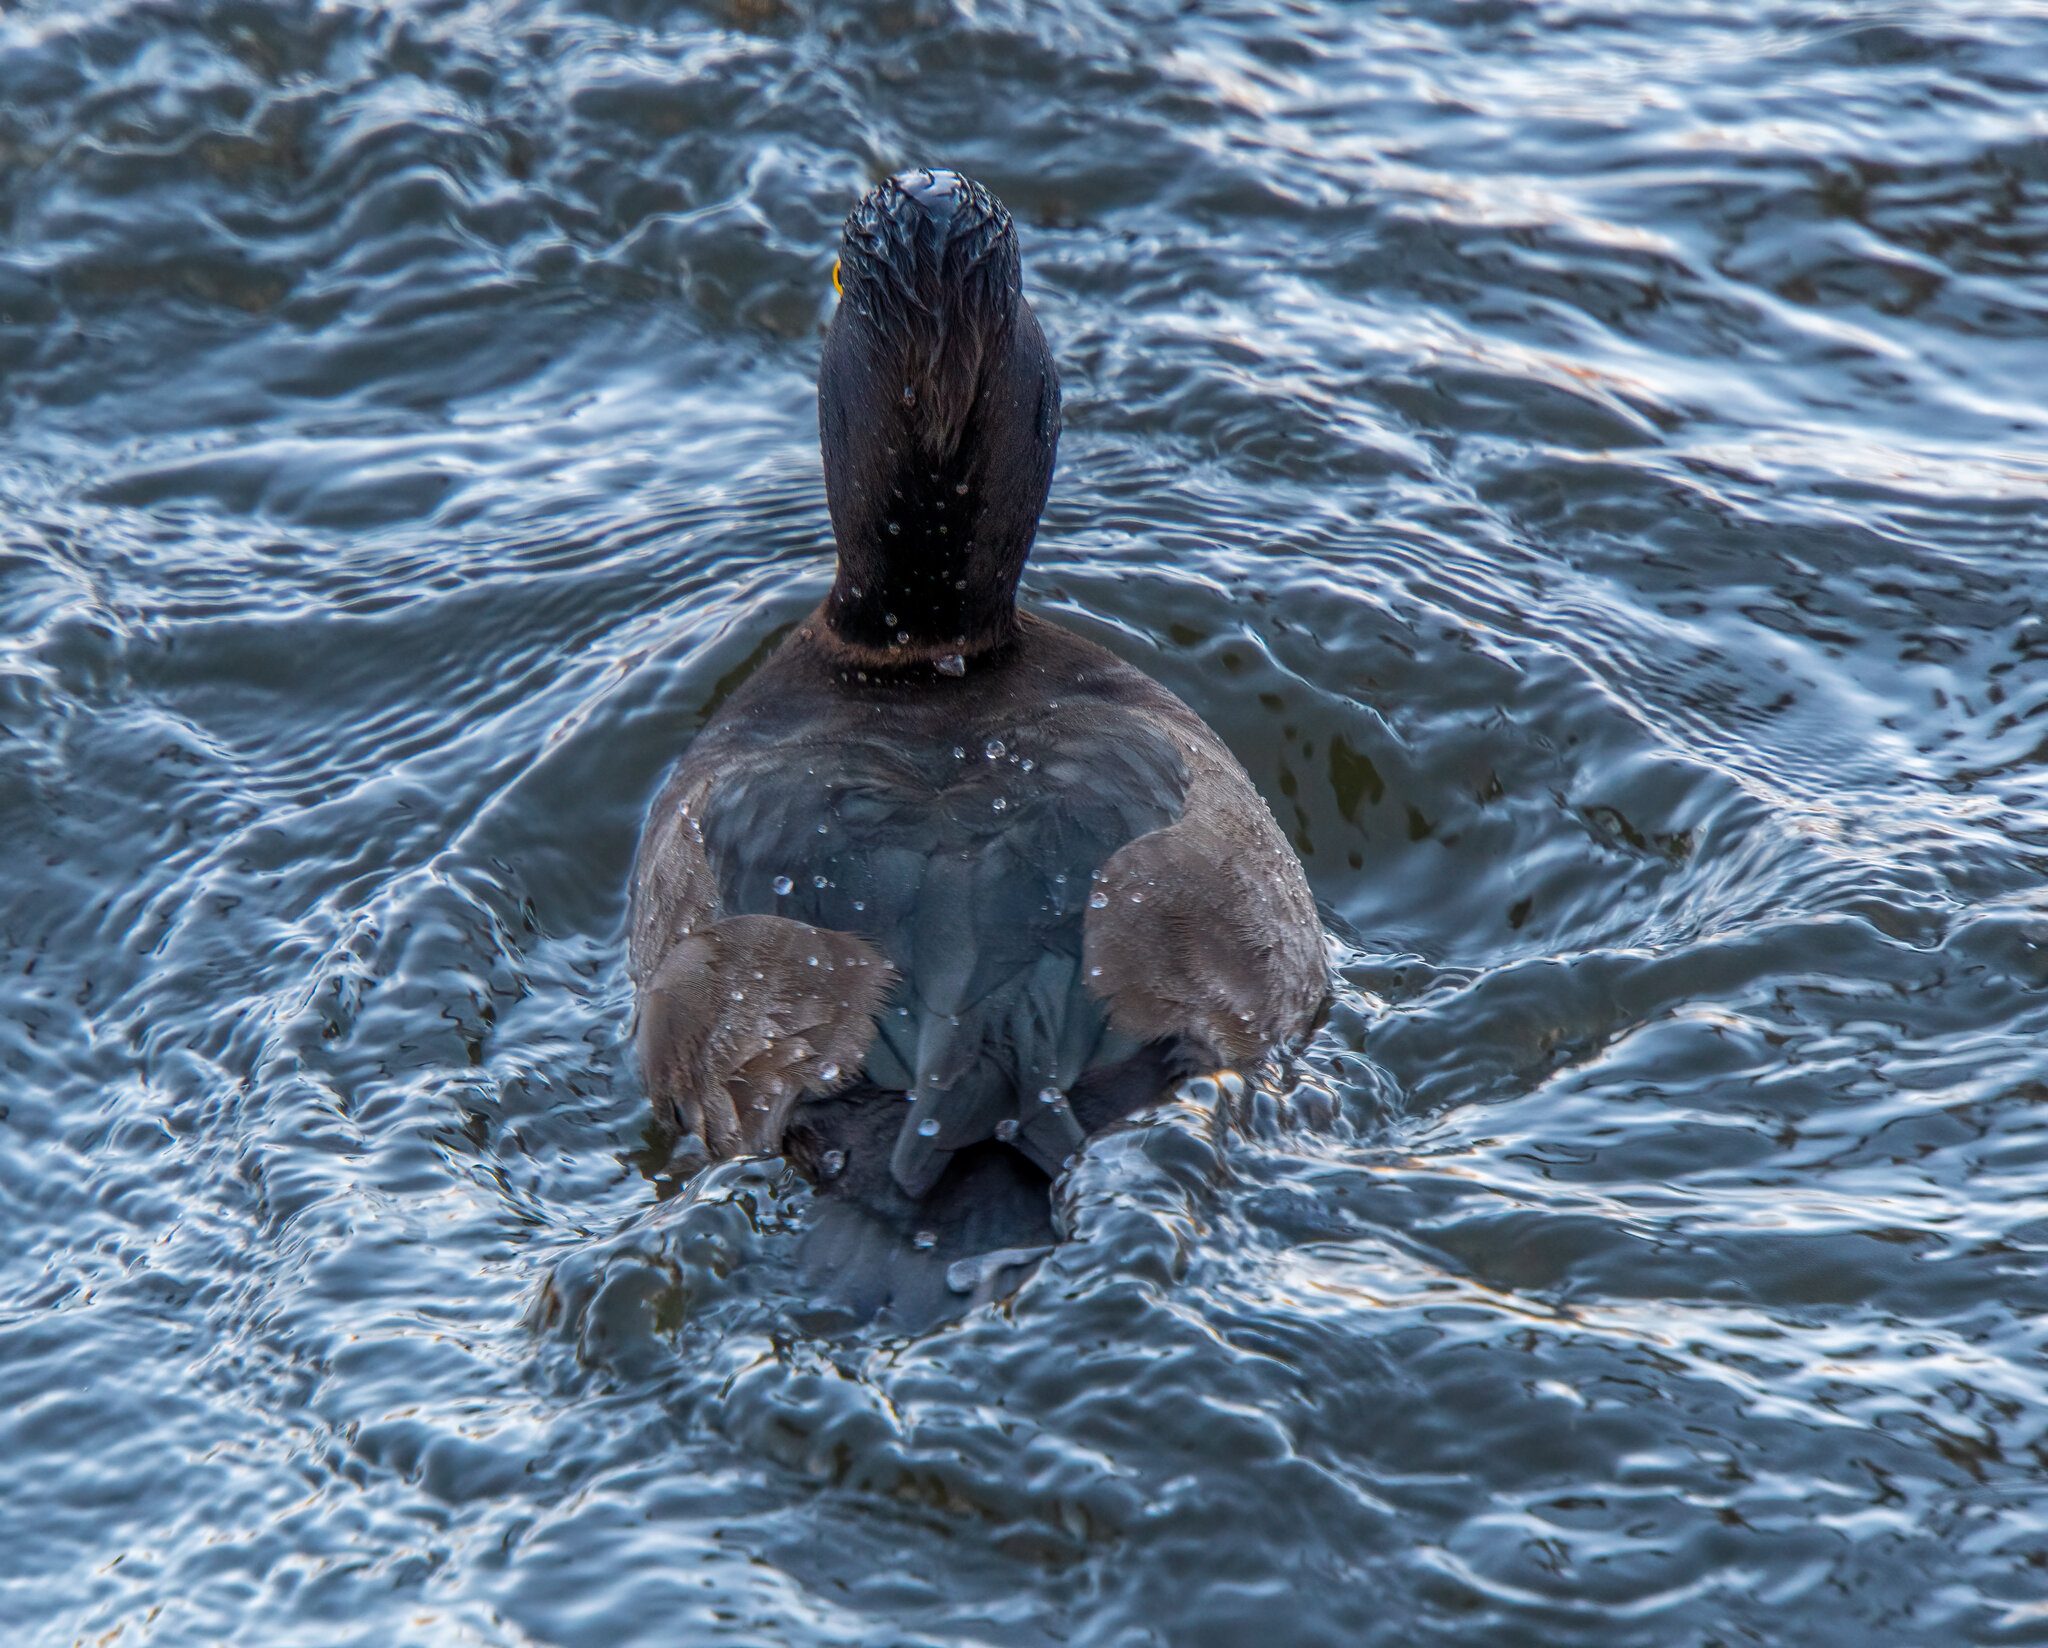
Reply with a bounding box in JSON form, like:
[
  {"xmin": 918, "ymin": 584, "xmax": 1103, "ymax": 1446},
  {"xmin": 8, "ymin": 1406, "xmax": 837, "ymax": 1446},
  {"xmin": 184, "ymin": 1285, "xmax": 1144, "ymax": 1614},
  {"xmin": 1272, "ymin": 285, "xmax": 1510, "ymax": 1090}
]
[{"xmin": 818, "ymin": 169, "xmax": 1061, "ymax": 664}]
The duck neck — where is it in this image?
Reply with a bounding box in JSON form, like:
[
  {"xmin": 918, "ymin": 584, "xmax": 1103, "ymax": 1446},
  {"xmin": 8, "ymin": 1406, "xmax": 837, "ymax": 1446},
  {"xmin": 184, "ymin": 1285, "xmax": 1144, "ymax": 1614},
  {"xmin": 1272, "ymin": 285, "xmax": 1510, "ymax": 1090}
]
[
  {"xmin": 823, "ymin": 482, "xmax": 1026, "ymax": 665},
  {"xmin": 823, "ymin": 572, "xmax": 1018, "ymax": 666}
]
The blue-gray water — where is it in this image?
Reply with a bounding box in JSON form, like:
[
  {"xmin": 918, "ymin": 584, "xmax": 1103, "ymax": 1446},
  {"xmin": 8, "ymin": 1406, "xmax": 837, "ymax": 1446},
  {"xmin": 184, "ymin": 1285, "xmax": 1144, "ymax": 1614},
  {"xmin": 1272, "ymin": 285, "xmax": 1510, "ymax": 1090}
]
[{"xmin": 4, "ymin": 2, "xmax": 2047, "ymax": 1643}]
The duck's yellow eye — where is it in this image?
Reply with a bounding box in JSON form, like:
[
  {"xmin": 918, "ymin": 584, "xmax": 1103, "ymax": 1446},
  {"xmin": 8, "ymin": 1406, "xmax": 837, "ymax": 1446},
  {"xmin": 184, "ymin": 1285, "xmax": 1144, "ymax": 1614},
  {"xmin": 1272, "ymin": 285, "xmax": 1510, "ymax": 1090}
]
[{"xmin": 831, "ymin": 258, "xmax": 841, "ymax": 296}]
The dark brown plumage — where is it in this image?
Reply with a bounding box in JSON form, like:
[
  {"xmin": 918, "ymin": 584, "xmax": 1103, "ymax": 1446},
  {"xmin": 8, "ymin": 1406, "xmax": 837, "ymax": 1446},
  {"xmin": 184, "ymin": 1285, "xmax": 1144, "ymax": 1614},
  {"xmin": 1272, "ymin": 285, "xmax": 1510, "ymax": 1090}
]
[{"xmin": 629, "ymin": 169, "xmax": 1326, "ymax": 1322}]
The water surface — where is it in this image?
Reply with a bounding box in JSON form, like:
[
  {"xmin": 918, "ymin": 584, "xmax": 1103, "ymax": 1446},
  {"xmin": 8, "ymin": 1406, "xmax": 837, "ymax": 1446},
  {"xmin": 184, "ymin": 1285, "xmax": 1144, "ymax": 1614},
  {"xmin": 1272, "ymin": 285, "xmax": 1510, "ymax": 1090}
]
[{"xmin": 4, "ymin": 1, "xmax": 2048, "ymax": 1643}]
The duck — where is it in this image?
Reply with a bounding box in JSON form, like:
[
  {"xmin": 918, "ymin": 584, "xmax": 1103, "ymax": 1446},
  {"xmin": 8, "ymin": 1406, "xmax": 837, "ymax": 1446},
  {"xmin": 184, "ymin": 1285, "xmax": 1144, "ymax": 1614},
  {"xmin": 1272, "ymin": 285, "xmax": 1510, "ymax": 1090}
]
[{"xmin": 629, "ymin": 168, "xmax": 1327, "ymax": 1323}]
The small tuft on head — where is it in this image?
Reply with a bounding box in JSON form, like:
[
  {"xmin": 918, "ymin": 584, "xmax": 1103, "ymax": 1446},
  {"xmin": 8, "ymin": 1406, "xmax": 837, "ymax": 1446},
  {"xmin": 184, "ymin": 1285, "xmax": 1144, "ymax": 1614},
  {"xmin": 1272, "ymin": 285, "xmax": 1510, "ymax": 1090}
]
[
  {"xmin": 839, "ymin": 168, "xmax": 1019, "ymax": 315},
  {"xmin": 835, "ymin": 169, "xmax": 1021, "ymax": 455}
]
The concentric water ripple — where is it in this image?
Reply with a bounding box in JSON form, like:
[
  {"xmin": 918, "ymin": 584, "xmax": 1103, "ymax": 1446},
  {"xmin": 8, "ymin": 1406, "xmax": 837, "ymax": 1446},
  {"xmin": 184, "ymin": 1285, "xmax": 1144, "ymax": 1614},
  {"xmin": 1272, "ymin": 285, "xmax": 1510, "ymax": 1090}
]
[{"xmin": 4, "ymin": 1, "xmax": 2047, "ymax": 1643}]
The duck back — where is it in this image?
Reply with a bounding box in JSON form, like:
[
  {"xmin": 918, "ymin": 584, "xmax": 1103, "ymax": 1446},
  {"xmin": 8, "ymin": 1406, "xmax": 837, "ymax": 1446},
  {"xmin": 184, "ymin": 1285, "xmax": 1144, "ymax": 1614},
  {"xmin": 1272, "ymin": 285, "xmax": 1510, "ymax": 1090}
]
[{"xmin": 630, "ymin": 614, "xmax": 1322, "ymax": 1321}]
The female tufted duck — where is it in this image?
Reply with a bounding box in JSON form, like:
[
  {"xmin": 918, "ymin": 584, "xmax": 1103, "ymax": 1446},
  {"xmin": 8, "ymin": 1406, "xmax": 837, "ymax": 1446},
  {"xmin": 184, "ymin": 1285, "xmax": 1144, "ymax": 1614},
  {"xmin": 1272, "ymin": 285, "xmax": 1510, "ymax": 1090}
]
[{"xmin": 629, "ymin": 169, "xmax": 1326, "ymax": 1321}]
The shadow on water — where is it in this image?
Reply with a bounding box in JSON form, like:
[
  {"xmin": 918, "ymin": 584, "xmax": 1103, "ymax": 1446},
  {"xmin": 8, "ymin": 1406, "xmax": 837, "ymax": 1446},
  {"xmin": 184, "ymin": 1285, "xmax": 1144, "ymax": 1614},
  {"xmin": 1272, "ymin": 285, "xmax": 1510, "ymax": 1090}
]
[{"xmin": 4, "ymin": 1, "xmax": 2048, "ymax": 1644}]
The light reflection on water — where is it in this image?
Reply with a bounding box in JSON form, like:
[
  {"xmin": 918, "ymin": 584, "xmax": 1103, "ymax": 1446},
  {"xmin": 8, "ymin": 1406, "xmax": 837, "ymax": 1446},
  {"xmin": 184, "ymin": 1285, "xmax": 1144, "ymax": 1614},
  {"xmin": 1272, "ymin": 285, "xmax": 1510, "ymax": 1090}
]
[{"xmin": 3, "ymin": 1, "xmax": 2047, "ymax": 1644}]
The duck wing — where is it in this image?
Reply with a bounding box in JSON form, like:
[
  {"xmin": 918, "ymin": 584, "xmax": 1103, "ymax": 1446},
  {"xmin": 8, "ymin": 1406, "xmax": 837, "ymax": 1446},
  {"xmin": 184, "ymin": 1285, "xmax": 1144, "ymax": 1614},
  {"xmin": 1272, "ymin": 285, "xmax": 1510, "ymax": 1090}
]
[
  {"xmin": 1082, "ymin": 704, "xmax": 1328, "ymax": 1065},
  {"xmin": 692, "ymin": 704, "xmax": 1188, "ymax": 1195}
]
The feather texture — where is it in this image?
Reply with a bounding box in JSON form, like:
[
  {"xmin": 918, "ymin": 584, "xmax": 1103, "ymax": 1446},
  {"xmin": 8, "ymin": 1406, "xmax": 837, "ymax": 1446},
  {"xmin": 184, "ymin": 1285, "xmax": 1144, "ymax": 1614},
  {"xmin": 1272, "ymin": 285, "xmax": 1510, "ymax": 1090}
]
[{"xmin": 629, "ymin": 612, "xmax": 1327, "ymax": 1309}]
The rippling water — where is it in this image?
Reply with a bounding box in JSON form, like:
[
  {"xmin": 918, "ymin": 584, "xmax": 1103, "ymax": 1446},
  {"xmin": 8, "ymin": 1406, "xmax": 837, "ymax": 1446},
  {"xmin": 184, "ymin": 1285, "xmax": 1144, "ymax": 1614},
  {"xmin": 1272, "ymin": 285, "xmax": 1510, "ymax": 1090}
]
[{"xmin": 5, "ymin": 1, "xmax": 2048, "ymax": 1642}]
